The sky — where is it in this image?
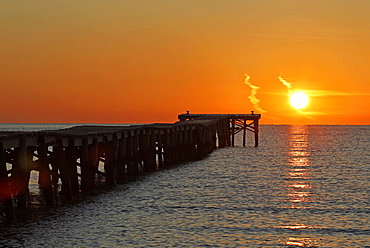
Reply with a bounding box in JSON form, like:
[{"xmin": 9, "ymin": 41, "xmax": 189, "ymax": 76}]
[{"xmin": 1, "ymin": 0, "xmax": 369, "ymax": 124}]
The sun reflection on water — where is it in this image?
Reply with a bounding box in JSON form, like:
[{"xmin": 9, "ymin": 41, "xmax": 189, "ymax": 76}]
[
  {"xmin": 279, "ymin": 125, "xmax": 322, "ymax": 246},
  {"xmin": 285, "ymin": 125, "xmax": 313, "ymax": 208},
  {"xmin": 280, "ymin": 237, "xmax": 321, "ymax": 247},
  {"xmin": 276, "ymin": 224, "xmax": 313, "ymax": 230}
]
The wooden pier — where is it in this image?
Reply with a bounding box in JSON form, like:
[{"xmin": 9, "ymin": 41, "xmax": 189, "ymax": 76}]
[
  {"xmin": 0, "ymin": 112, "xmax": 261, "ymax": 221},
  {"xmin": 178, "ymin": 112, "xmax": 261, "ymax": 147}
]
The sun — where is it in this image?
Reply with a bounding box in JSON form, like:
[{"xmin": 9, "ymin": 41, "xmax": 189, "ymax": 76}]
[{"xmin": 290, "ymin": 91, "xmax": 309, "ymax": 109}]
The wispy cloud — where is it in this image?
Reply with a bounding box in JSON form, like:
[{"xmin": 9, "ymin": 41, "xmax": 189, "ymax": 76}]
[
  {"xmin": 278, "ymin": 76, "xmax": 292, "ymax": 95},
  {"xmin": 304, "ymin": 90, "xmax": 370, "ymax": 97},
  {"xmin": 293, "ymin": 110, "xmax": 344, "ymax": 118},
  {"xmin": 243, "ymin": 74, "xmax": 266, "ymax": 113},
  {"xmin": 300, "ymin": 110, "xmax": 340, "ymax": 115},
  {"xmin": 240, "ymin": 30, "xmax": 366, "ymax": 41},
  {"xmin": 264, "ymin": 90, "xmax": 370, "ymax": 97}
]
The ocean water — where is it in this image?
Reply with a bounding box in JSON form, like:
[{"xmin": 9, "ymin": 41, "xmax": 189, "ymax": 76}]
[{"xmin": 1, "ymin": 124, "xmax": 370, "ymax": 247}]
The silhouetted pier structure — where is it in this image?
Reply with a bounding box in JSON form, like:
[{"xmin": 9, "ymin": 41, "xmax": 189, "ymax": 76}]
[
  {"xmin": 178, "ymin": 112, "xmax": 261, "ymax": 147},
  {"xmin": 0, "ymin": 112, "xmax": 261, "ymax": 221}
]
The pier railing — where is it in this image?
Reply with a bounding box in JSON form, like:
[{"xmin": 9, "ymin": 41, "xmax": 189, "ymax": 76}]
[{"xmin": 0, "ymin": 113, "xmax": 260, "ymax": 221}]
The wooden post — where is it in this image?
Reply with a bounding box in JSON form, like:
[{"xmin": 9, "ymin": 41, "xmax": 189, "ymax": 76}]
[
  {"xmin": 139, "ymin": 130, "xmax": 150, "ymax": 173},
  {"xmin": 66, "ymin": 138, "xmax": 79, "ymax": 197},
  {"xmin": 132, "ymin": 130, "xmax": 140, "ymax": 175},
  {"xmin": 104, "ymin": 136, "xmax": 117, "ymax": 185},
  {"xmin": 216, "ymin": 122, "xmax": 225, "ymax": 148},
  {"xmin": 117, "ymin": 132, "xmax": 127, "ymax": 183},
  {"xmin": 103, "ymin": 136, "xmax": 111, "ymax": 183},
  {"xmin": 50, "ymin": 145, "xmax": 59, "ymax": 187},
  {"xmin": 111, "ymin": 134, "xmax": 118, "ymax": 183},
  {"xmin": 215, "ymin": 122, "xmax": 220, "ymax": 148},
  {"xmin": 189, "ymin": 127, "xmax": 195, "ymax": 159},
  {"xmin": 254, "ymin": 119, "xmax": 259, "ymax": 147},
  {"xmin": 149, "ymin": 130, "xmax": 157, "ymax": 171},
  {"xmin": 222, "ymin": 121, "xmax": 226, "ymax": 147},
  {"xmin": 201, "ymin": 126, "xmax": 207, "ymax": 157},
  {"xmin": 231, "ymin": 118, "xmax": 235, "ymax": 147},
  {"xmin": 177, "ymin": 127, "xmax": 181, "ymax": 162},
  {"xmin": 55, "ymin": 139, "xmax": 73, "ymax": 201},
  {"xmin": 186, "ymin": 128, "xmax": 195, "ymax": 160},
  {"xmin": 156, "ymin": 131, "xmax": 163, "ymax": 169},
  {"xmin": 14, "ymin": 138, "xmax": 30, "ymax": 209},
  {"xmin": 206, "ymin": 126, "xmax": 214, "ymax": 154},
  {"xmin": 163, "ymin": 129, "xmax": 171, "ymax": 167},
  {"xmin": 126, "ymin": 131, "xmax": 135, "ymax": 178},
  {"xmin": 168, "ymin": 128, "xmax": 175, "ymax": 164},
  {"xmin": 184, "ymin": 127, "xmax": 190, "ymax": 160},
  {"xmin": 225, "ymin": 119, "xmax": 231, "ymax": 147},
  {"xmin": 0, "ymin": 142, "xmax": 15, "ymax": 220},
  {"xmin": 165, "ymin": 129, "xmax": 172, "ymax": 165},
  {"xmin": 172, "ymin": 128, "xmax": 179, "ymax": 163},
  {"xmin": 195, "ymin": 126, "xmax": 205, "ymax": 159},
  {"xmin": 204, "ymin": 127, "xmax": 210, "ymax": 154},
  {"xmin": 88, "ymin": 138, "xmax": 99, "ymax": 188},
  {"xmin": 37, "ymin": 136, "xmax": 55, "ymax": 205},
  {"xmin": 194, "ymin": 127, "xmax": 199, "ymax": 160},
  {"xmin": 180, "ymin": 127, "xmax": 186, "ymax": 161},
  {"xmin": 243, "ymin": 119, "xmax": 247, "ymax": 147},
  {"xmin": 212, "ymin": 125, "xmax": 217, "ymax": 149},
  {"xmin": 80, "ymin": 138, "xmax": 90, "ymax": 192}
]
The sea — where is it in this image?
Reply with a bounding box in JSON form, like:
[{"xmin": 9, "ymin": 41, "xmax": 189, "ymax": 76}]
[{"xmin": 0, "ymin": 124, "xmax": 369, "ymax": 247}]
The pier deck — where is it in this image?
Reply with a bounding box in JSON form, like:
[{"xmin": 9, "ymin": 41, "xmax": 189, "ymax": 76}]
[{"xmin": 0, "ymin": 112, "xmax": 261, "ymax": 221}]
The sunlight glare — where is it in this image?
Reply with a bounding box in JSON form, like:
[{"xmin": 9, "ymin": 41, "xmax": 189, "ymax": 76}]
[{"xmin": 290, "ymin": 92, "xmax": 309, "ymax": 109}]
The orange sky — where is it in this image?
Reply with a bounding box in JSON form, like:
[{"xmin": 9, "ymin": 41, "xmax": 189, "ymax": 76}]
[{"xmin": 1, "ymin": 0, "xmax": 369, "ymax": 124}]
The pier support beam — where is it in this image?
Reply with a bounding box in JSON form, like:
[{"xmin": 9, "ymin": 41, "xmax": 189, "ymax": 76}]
[
  {"xmin": 229, "ymin": 117, "xmax": 259, "ymax": 147},
  {"xmin": 132, "ymin": 131, "xmax": 140, "ymax": 175},
  {"xmin": 254, "ymin": 119, "xmax": 259, "ymax": 147},
  {"xmin": 56, "ymin": 139, "xmax": 73, "ymax": 201},
  {"xmin": 156, "ymin": 131, "xmax": 163, "ymax": 169},
  {"xmin": 80, "ymin": 138, "xmax": 90, "ymax": 192},
  {"xmin": 37, "ymin": 137, "xmax": 55, "ymax": 205},
  {"xmin": 117, "ymin": 132, "xmax": 127, "ymax": 183},
  {"xmin": 125, "ymin": 132, "xmax": 135, "ymax": 178},
  {"xmin": 89, "ymin": 138, "xmax": 99, "ymax": 188},
  {"xmin": 66, "ymin": 139, "xmax": 79, "ymax": 197},
  {"xmin": 104, "ymin": 135, "xmax": 117, "ymax": 185},
  {"xmin": 13, "ymin": 138, "xmax": 30, "ymax": 209},
  {"xmin": 231, "ymin": 118, "xmax": 235, "ymax": 146},
  {"xmin": 243, "ymin": 119, "xmax": 247, "ymax": 147}
]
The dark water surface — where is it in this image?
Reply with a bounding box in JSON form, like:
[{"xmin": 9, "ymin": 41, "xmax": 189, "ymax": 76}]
[{"xmin": 1, "ymin": 125, "xmax": 369, "ymax": 247}]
